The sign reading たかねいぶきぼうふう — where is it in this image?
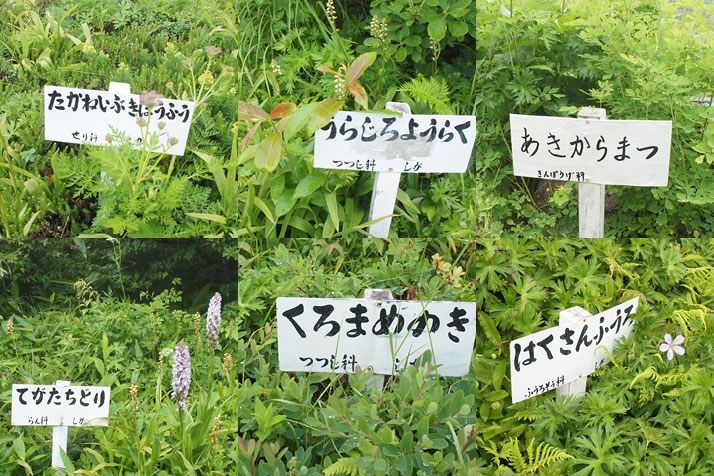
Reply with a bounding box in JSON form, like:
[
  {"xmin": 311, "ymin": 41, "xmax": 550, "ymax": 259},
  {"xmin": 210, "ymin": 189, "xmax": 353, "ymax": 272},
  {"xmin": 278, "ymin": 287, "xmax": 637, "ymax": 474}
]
[{"xmin": 44, "ymin": 85, "xmax": 195, "ymax": 155}]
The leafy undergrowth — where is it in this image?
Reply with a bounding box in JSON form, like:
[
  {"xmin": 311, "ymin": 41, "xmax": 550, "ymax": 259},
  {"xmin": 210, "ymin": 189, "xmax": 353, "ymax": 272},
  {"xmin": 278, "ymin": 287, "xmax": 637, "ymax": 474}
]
[{"xmin": 2, "ymin": 238, "xmax": 713, "ymax": 474}]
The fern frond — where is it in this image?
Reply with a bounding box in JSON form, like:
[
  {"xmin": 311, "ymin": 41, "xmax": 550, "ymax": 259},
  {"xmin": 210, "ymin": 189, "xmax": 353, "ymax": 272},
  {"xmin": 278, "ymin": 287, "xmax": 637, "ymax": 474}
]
[
  {"xmin": 684, "ymin": 266, "xmax": 714, "ymax": 296},
  {"xmin": 630, "ymin": 366, "xmax": 690, "ymax": 389},
  {"xmin": 324, "ymin": 456, "xmax": 360, "ymax": 476},
  {"xmin": 502, "ymin": 438, "xmax": 573, "ymax": 473},
  {"xmin": 672, "ymin": 309, "xmax": 707, "ymax": 336},
  {"xmin": 398, "ymin": 75, "xmax": 454, "ymax": 114},
  {"xmin": 630, "ymin": 366, "xmax": 658, "ymax": 388},
  {"xmin": 621, "ymin": 289, "xmax": 647, "ymax": 304},
  {"xmin": 524, "ymin": 441, "xmax": 574, "ymax": 472}
]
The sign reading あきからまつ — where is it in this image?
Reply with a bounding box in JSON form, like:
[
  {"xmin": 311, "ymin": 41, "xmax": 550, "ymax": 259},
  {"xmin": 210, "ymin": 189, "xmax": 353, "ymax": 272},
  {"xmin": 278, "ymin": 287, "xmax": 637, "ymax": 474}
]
[
  {"xmin": 314, "ymin": 111, "xmax": 476, "ymax": 173},
  {"xmin": 12, "ymin": 384, "xmax": 110, "ymax": 426},
  {"xmin": 44, "ymin": 85, "xmax": 195, "ymax": 156},
  {"xmin": 277, "ymin": 297, "xmax": 476, "ymax": 376},
  {"xmin": 510, "ymin": 114, "xmax": 671, "ymax": 186},
  {"xmin": 510, "ymin": 297, "xmax": 639, "ymax": 404}
]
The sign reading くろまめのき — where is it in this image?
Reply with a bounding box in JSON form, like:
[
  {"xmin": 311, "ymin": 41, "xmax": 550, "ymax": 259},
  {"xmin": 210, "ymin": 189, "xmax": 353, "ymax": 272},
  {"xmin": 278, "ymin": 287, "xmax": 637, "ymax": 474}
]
[
  {"xmin": 277, "ymin": 297, "xmax": 476, "ymax": 376},
  {"xmin": 12, "ymin": 384, "xmax": 110, "ymax": 426},
  {"xmin": 314, "ymin": 111, "xmax": 476, "ymax": 173},
  {"xmin": 510, "ymin": 297, "xmax": 639, "ymax": 403},
  {"xmin": 510, "ymin": 114, "xmax": 671, "ymax": 186},
  {"xmin": 44, "ymin": 85, "xmax": 195, "ymax": 155}
]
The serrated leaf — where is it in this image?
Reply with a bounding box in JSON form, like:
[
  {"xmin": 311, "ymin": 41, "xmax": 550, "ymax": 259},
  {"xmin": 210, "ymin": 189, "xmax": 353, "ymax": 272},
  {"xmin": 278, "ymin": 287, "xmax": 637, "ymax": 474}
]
[{"xmin": 479, "ymin": 312, "xmax": 501, "ymax": 347}]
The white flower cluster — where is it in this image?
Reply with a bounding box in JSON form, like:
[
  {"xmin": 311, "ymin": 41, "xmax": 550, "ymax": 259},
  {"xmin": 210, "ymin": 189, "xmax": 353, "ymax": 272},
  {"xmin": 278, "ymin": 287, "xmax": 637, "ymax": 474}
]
[{"xmin": 369, "ymin": 16, "xmax": 388, "ymax": 46}]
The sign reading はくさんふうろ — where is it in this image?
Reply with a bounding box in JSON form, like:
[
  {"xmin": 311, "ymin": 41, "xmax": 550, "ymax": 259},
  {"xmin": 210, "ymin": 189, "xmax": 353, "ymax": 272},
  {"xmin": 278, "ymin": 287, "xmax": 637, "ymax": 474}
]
[
  {"xmin": 510, "ymin": 114, "xmax": 671, "ymax": 186},
  {"xmin": 314, "ymin": 111, "xmax": 476, "ymax": 173},
  {"xmin": 510, "ymin": 297, "xmax": 639, "ymax": 404},
  {"xmin": 12, "ymin": 383, "xmax": 110, "ymax": 426},
  {"xmin": 44, "ymin": 85, "xmax": 195, "ymax": 156},
  {"xmin": 277, "ymin": 297, "xmax": 476, "ymax": 376}
]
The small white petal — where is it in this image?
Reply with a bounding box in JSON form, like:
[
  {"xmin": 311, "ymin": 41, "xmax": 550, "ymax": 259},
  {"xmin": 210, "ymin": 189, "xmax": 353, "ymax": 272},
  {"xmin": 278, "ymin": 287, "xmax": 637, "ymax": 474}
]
[
  {"xmin": 667, "ymin": 349, "xmax": 674, "ymax": 360},
  {"xmin": 674, "ymin": 346, "xmax": 685, "ymax": 356},
  {"xmin": 673, "ymin": 335, "xmax": 684, "ymax": 345},
  {"xmin": 663, "ymin": 333, "xmax": 672, "ymax": 344},
  {"xmin": 659, "ymin": 343, "xmax": 670, "ymax": 352}
]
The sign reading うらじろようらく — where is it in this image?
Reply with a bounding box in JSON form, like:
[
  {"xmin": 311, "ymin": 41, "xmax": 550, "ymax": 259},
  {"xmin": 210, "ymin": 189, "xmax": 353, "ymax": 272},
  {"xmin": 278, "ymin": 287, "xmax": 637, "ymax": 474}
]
[
  {"xmin": 314, "ymin": 111, "xmax": 476, "ymax": 173},
  {"xmin": 510, "ymin": 297, "xmax": 639, "ymax": 404},
  {"xmin": 277, "ymin": 297, "xmax": 476, "ymax": 376},
  {"xmin": 510, "ymin": 114, "xmax": 671, "ymax": 186},
  {"xmin": 44, "ymin": 85, "xmax": 195, "ymax": 156},
  {"xmin": 12, "ymin": 383, "xmax": 110, "ymax": 427}
]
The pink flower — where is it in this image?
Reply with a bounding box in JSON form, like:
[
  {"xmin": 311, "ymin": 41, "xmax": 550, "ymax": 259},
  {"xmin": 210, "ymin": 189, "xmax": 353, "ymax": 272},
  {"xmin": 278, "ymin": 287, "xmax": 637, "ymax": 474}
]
[
  {"xmin": 659, "ymin": 334, "xmax": 684, "ymax": 360},
  {"xmin": 139, "ymin": 90, "xmax": 165, "ymax": 106},
  {"xmin": 205, "ymin": 46, "xmax": 222, "ymax": 57}
]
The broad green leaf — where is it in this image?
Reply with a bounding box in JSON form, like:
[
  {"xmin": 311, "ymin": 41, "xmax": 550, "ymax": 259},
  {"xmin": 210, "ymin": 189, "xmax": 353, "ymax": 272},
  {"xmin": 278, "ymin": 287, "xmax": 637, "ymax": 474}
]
[
  {"xmin": 238, "ymin": 101, "xmax": 268, "ymax": 121},
  {"xmin": 293, "ymin": 173, "xmax": 325, "ymax": 199},
  {"xmin": 306, "ymin": 98, "xmax": 343, "ymax": 135},
  {"xmin": 254, "ymin": 133, "xmax": 282, "ymax": 171},
  {"xmin": 325, "ymin": 191, "xmax": 340, "ymax": 232},
  {"xmin": 428, "ymin": 17, "xmax": 447, "ymax": 41},
  {"xmin": 347, "ymin": 52, "xmax": 377, "ymax": 84},
  {"xmin": 275, "ymin": 190, "xmax": 294, "ymax": 217},
  {"xmin": 185, "ymin": 213, "xmax": 227, "ymax": 224},
  {"xmin": 270, "ymin": 102, "xmax": 296, "ymax": 120},
  {"xmin": 284, "ymin": 102, "xmax": 318, "ymax": 141},
  {"xmin": 448, "ymin": 19, "xmax": 468, "ymax": 37},
  {"xmin": 252, "ymin": 197, "xmax": 274, "ymax": 224},
  {"xmin": 349, "ymin": 82, "xmax": 369, "ymax": 109}
]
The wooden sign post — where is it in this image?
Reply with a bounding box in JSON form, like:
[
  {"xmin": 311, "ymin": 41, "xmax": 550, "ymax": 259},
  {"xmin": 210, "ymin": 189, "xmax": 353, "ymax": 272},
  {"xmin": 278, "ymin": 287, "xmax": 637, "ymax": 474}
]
[
  {"xmin": 510, "ymin": 110, "xmax": 672, "ymax": 238},
  {"xmin": 509, "ymin": 298, "xmax": 639, "ymax": 404},
  {"xmin": 276, "ymin": 294, "xmax": 477, "ymax": 394},
  {"xmin": 576, "ymin": 108, "xmax": 606, "ymax": 238},
  {"xmin": 314, "ymin": 106, "xmax": 476, "ymax": 238},
  {"xmin": 11, "ymin": 380, "xmax": 111, "ymax": 470},
  {"xmin": 367, "ymin": 103, "xmax": 411, "ymax": 238}
]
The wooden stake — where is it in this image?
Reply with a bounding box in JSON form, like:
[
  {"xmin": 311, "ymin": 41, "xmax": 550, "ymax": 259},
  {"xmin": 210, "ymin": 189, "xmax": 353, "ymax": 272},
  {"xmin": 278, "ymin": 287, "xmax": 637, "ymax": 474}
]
[
  {"xmin": 555, "ymin": 307, "xmax": 592, "ymax": 399},
  {"xmin": 362, "ymin": 288, "xmax": 393, "ymax": 395},
  {"xmin": 51, "ymin": 380, "xmax": 71, "ymax": 471},
  {"xmin": 367, "ymin": 102, "xmax": 412, "ymax": 238},
  {"xmin": 577, "ymin": 107, "xmax": 607, "ymax": 238}
]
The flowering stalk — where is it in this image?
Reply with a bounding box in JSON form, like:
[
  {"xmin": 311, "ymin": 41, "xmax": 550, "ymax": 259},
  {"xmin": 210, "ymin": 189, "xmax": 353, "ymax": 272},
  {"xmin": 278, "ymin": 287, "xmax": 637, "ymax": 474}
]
[
  {"xmin": 172, "ymin": 341, "xmax": 191, "ymax": 412},
  {"xmin": 206, "ymin": 292, "xmax": 222, "ymax": 349}
]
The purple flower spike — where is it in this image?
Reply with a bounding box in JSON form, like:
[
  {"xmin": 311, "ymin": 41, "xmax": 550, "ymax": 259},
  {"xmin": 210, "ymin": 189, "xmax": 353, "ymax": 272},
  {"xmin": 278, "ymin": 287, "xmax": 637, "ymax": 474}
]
[
  {"xmin": 206, "ymin": 292, "xmax": 222, "ymax": 349},
  {"xmin": 172, "ymin": 341, "xmax": 191, "ymax": 412},
  {"xmin": 659, "ymin": 333, "xmax": 685, "ymax": 361}
]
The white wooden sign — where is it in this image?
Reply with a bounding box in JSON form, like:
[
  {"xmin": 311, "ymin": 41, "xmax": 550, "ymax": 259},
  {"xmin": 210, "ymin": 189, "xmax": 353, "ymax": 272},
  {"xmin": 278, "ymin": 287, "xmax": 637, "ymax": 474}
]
[
  {"xmin": 12, "ymin": 383, "xmax": 110, "ymax": 426},
  {"xmin": 510, "ymin": 114, "xmax": 671, "ymax": 186},
  {"xmin": 510, "ymin": 297, "xmax": 638, "ymax": 403},
  {"xmin": 315, "ymin": 111, "xmax": 476, "ymax": 173},
  {"xmin": 44, "ymin": 85, "xmax": 195, "ymax": 155},
  {"xmin": 277, "ymin": 297, "xmax": 476, "ymax": 376}
]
